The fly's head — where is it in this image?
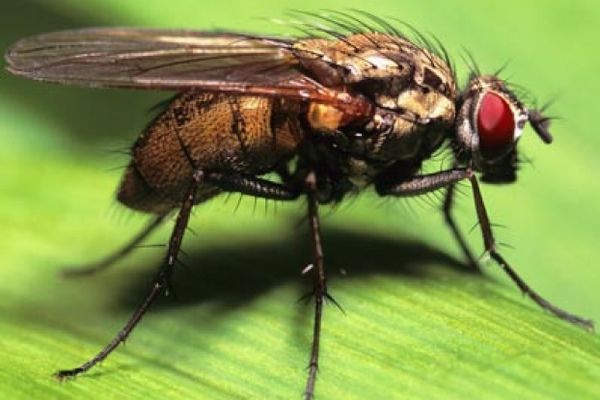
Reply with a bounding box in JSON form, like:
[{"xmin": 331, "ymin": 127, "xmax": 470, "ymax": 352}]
[{"xmin": 454, "ymin": 75, "xmax": 553, "ymax": 183}]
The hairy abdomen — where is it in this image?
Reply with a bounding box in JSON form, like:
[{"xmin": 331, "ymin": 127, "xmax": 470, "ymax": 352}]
[{"xmin": 118, "ymin": 91, "xmax": 304, "ymax": 213}]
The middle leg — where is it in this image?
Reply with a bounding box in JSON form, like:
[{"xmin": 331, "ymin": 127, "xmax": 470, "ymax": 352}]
[{"xmin": 303, "ymin": 170, "xmax": 328, "ymax": 400}]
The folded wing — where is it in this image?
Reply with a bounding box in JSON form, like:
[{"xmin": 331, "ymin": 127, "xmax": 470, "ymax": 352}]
[{"xmin": 6, "ymin": 28, "xmax": 312, "ymax": 90}]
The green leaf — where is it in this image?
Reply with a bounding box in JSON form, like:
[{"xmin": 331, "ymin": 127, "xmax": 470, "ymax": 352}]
[{"xmin": 1, "ymin": 1, "xmax": 599, "ymax": 399}]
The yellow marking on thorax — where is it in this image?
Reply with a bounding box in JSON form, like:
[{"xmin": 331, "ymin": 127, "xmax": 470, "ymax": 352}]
[{"xmin": 307, "ymin": 102, "xmax": 345, "ymax": 132}]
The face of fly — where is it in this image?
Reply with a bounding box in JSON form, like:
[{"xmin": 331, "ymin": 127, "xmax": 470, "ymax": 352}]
[{"xmin": 454, "ymin": 75, "xmax": 554, "ymax": 183}]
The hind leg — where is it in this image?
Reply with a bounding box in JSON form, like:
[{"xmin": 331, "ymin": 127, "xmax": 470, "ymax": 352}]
[
  {"xmin": 56, "ymin": 171, "xmax": 302, "ymax": 379},
  {"xmin": 62, "ymin": 214, "xmax": 167, "ymax": 277}
]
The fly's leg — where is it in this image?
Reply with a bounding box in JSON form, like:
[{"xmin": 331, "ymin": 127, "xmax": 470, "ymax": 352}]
[
  {"xmin": 56, "ymin": 171, "xmax": 301, "ymax": 379},
  {"xmin": 303, "ymin": 171, "xmax": 327, "ymax": 400},
  {"xmin": 467, "ymin": 175, "xmax": 593, "ymax": 330},
  {"xmin": 443, "ymin": 183, "xmax": 480, "ymax": 271},
  {"xmin": 205, "ymin": 172, "xmax": 300, "ymax": 200},
  {"xmin": 209, "ymin": 171, "xmax": 329, "ymax": 398},
  {"xmin": 375, "ymin": 168, "xmax": 470, "ymax": 196},
  {"xmin": 61, "ymin": 215, "xmax": 167, "ymax": 277},
  {"xmin": 55, "ymin": 170, "xmax": 204, "ymax": 380},
  {"xmin": 61, "ymin": 172, "xmax": 296, "ymax": 278},
  {"xmin": 376, "ymin": 168, "xmax": 593, "ymax": 331}
]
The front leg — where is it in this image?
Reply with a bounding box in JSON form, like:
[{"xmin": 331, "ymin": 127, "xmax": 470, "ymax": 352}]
[
  {"xmin": 443, "ymin": 182, "xmax": 480, "ymax": 271},
  {"xmin": 375, "ymin": 167, "xmax": 470, "ymax": 196},
  {"xmin": 375, "ymin": 168, "xmax": 593, "ymax": 330},
  {"xmin": 467, "ymin": 175, "xmax": 593, "ymax": 330}
]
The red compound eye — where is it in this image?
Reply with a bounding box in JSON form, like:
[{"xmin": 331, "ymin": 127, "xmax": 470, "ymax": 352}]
[{"xmin": 477, "ymin": 92, "xmax": 515, "ymax": 156}]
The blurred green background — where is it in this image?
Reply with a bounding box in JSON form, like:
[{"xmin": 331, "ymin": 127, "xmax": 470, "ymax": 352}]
[{"xmin": 1, "ymin": 1, "xmax": 599, "ymax": 399}]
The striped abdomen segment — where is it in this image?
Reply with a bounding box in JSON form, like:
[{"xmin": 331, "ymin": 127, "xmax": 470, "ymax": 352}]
[{"xmin": 118, "ymin": 91, "xmax": 305, "ymax": 213}]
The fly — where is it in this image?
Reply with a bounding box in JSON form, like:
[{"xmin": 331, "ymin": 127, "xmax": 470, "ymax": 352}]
[{"xmin": 4, "ymin": 11, "xmax": 593, "ymax": 400}]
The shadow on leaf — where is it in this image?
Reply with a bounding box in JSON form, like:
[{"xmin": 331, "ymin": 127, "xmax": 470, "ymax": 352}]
[{"xmin": 111, "ymin": 226, "xmax": 479, "ymax": 314}]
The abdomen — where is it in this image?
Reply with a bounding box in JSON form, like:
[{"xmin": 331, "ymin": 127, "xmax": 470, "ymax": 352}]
[{"xmin": 117, "ymin": 91, "xmax": 304, "ymax": 214}]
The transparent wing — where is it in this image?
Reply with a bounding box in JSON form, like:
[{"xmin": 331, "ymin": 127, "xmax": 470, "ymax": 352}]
[
  {"xmin": 4, "ymin": 28, "xmax": 311, "ymax": 90},
  {"xmin": 5, "ymin": 28, "xmax": 373, "ymax": 115}
]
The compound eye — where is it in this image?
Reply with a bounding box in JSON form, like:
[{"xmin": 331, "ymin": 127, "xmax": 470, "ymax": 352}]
[{"xmin": 476, "ymin": 91, "xmax": 515, "ymax": 157}]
